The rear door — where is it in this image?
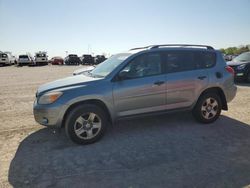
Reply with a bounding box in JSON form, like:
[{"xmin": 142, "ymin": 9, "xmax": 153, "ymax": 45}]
[
  {"xmin": 113, "ymin": 52, "xmax": 166, "ymax": 117},
  {"xmin": 164, "ymin": 50, "xmax": 215, "ymax": 110}
]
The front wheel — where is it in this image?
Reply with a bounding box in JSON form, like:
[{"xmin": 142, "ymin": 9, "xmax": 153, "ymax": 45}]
[
  {"xmin": 192, "ymin": 93, "xmax": 222, "ymax": 124},
  {"xmin": 65, "ymin": 104, "xmax": 108, "ymax": 144}
]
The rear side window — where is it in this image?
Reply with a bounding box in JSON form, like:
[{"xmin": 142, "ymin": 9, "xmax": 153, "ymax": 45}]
[
  {"xmin": 165, "ymin": 50, "xmax": 216, "ymax": 73},
  {"xmin": 165, "ymin": 51, "xmax": 196, "ymax": 73}
]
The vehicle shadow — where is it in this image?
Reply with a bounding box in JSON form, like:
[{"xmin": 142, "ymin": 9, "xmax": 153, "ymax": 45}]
[
  {"xmin": 8, "ymin": 113, "xmax": 250, "ymax": 188},
  {"xmin": 235, "ymin": 82, "xmax": 250, "ymax": 87}
]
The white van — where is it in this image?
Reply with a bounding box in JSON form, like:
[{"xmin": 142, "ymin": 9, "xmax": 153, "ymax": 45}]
[
  {"xmin": 0, "ymin": 53, "xmax": 16, "ymax": 66},
  {"xmin": 35, "ymin": 52, "xmax": 48, "ymax": 65}
]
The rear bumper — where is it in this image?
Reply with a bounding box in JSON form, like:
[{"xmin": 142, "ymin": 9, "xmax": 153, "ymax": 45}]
[
  {"xmin": 225, "ymin": 84, "xmax": 237, "ymax": 103},
  {"xmin": 36, "ymin": 61, "xmax": 48, "ymax": 64},
  {"xmin": 18, "ymin": 61, "xmax": 32, "ymax": 65}
]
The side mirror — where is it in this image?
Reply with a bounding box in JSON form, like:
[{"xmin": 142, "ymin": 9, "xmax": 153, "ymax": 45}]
[{"xmin": 117, "ymin": 71, "xmax": 128, "ymax": 81}]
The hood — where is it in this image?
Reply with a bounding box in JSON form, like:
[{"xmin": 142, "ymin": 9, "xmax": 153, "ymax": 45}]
[
  {"xmin": 37, "ymin": 74, "xmax": 101, "ymax": 95},
  {"xmin": 227, "ymin": 60, "xmax": 249, "ymax": 66}
]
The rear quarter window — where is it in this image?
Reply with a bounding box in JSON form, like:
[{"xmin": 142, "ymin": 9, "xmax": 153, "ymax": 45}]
[{"xmin": 195, "ymin": 51, "xmax": 216, "ymax": 69}]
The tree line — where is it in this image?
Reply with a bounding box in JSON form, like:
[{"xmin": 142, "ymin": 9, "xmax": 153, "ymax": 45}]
[{"xmin": 220, "ymin": 45, "xmax": 250, "ymax": 55}]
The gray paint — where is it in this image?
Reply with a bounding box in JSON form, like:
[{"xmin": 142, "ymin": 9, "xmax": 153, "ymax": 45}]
[{"xmin": 33, "ymin": 47, "xmax": 237, "ymax": 127}]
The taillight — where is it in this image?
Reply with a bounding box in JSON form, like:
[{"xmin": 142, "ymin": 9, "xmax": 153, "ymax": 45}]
[{"xmin": 225, "ymin": 66, "xmax": 235, "ymax": 76}]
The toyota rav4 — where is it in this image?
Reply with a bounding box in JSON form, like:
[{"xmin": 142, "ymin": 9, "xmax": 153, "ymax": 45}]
[{"xmin": 33, "ymin": 44, "xmax": 237, "ymax": 144}]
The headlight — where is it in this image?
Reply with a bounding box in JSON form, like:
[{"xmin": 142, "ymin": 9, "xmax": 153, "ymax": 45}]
[
  {"xmin": 237, "ymin": 64, "xmax": 246, "ymax": 70},
  {"xmin": 38, "ymin": 91, "xmax": 63, "ymax": 104}
]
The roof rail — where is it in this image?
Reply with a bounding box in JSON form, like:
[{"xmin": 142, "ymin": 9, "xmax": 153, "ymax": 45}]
[
  {"xmin": 150, "ymin": 44, "xmax": 214, "ymax": 50},
  {"xmin": 129, "ymin": 46, "xmax": 153, "ymax": 51}
]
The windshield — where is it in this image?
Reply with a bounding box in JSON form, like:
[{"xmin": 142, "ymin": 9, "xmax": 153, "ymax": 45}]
[
  {"xmin": 36, "ymin": 54, "xmax": 46, "ymax": 57},
  {"xmin": 233, "ymin": 52, "xmax": 250, "ymax": 62},
  {"xmin": 90, "ymin": 53, "xmax": 132, "ymax": 77}
]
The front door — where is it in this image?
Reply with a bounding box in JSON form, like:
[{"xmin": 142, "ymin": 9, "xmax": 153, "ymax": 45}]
[{"xmin": 113, "ymin": 52, "xmax": 166, "ymax": 117}]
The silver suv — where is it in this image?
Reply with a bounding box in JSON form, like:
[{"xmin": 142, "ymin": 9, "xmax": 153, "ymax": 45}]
[{"xmin": 33, "ymin": 44, "xmax": 237, "ymax": 144}]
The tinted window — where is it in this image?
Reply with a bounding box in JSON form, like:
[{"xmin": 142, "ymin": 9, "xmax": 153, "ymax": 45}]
[
  {"xmin": 69, "ymin": 54, "xmax": 77, "ymax": 57},
  {"xmin": 165, "ymin": 51, "xmax": 196, "ymax": 73},
  {"xmin": 0, "ymin": 54, "xmax": 7, "ymax": 58},
  {"xmin": 165, "ymin": 51, "xmax": 216, "ymax": 73},
  {"xmin": 195, "ymin": 51, "xmax": 216, "ymax": 69},
  {"xmin": 36, "ymin": 54, "xmax": 46, "ymax": 57},
  {"xmin": 121, "ymin": 53, "xmax": 162, "ymax": 79},
  {"xmin": 19, "ymin": 55, "xmax": 28, "ymax": 58}
]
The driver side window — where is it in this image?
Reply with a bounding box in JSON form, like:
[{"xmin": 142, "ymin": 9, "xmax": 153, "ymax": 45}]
[{"xmin": 121, "ymin": 53, "xmax": 162, "ymax": 79}]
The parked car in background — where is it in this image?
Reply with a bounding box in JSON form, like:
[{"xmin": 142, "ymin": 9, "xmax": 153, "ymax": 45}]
[
  {"xmin": 65, "ymin": 54, "xmax": 81, "ymax": 65},
  {"xmin": 35, "ymin": 52, "xmax": 48, "ymax": 65},
  {"xmin": 17, "ymin": 54, "xmax": 34, "ymax": 66},
  {"xmin": 49, "ymin": 57, "xmax": 64, "ymax": 65},
  {"xmin": 0, "ymin": 53, "xmax": 16, "ymax": 66},
  {"xmin": 81, "ymin": 54, "xmax": 95, "ymax": 65},
  {"xmin": 224, "ymin": 54, "xmax": 238, "ymax": 62},
  {"xmin": 95, "ymin": 55, "xmax": 106, "ymax": 65},
  {"xmin": 34, "ymin": 44, "xmax": 237, "ymax": 145},
  {"xmin": 227, "ymin": 51, "xmax": 250, "ymax": 82}
]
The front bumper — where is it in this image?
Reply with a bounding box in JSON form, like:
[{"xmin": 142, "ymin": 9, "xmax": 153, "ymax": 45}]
[
  {"xmin": 33, "ymin": 100, "xmax": 65, "ymax": 128},
  {"xmin": 229, "ymin": 66, "xmax": 248, "ymax": 80},
  {"xmin": 0, "ymin": 61, "xmax": 10, "ymax": 65},
  {"xmin": 235, "ymin": 71, "xmax": 246, "ymax": 80}
]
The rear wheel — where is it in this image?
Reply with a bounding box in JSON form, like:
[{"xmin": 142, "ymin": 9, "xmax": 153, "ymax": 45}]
[
  {"xmin": 193, "ymin": 92, "xmax": 222, "ymax": 123},
  {"xmin": 65, "ymin": 104, "xmax": 108, "ymax": 144}
]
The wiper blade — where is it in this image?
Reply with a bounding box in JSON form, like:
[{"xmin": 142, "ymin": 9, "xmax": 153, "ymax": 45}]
[{"xmin": 87, "ymin": 71, "xmax": 103, "ymax": 78}]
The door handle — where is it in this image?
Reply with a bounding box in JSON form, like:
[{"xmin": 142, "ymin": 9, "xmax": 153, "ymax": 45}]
[
  {"xmin": 197, "ymin": 76, "xmax": 207, "ymax": 80},
  {"xmin": 154, "ymin": 81, "xmax": 165, "ymax": 86}
]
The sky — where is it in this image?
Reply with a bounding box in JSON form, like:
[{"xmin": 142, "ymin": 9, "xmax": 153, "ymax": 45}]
[{"xmin": 0, "ymin": 0, "xmax": 250, "ymax": 57}]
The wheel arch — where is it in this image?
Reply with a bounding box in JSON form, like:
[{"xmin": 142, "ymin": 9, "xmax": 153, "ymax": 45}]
[
  {"xmin": 61, "ymin": 99, "xmax": 113, "ymax": 128},
  {"xmin": 196, "ymin": 87, "xmax": 228, "ymax": 110}
]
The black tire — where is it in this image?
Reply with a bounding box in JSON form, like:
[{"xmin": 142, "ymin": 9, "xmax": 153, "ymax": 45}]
[
  {"xmin": 192, "ymin": 92, "xmax": 222, "ymax": 124},
  {"xmin": 246, "ymin": 71, "xmax": 250, "ymax": 83},
  {"xmin": 65, "ymin": 104, "xmax": 108, "ymax": 144}
]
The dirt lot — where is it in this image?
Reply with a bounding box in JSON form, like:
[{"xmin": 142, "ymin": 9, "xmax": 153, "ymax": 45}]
[{"xmin": 0, "ymin": 65, "xmax": 250, "ymax": 188}]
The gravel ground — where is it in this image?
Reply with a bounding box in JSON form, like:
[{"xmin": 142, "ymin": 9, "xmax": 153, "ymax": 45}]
[{"xmin": 0, "ymin": 65, "xmax": 250, "ymax": 188}]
